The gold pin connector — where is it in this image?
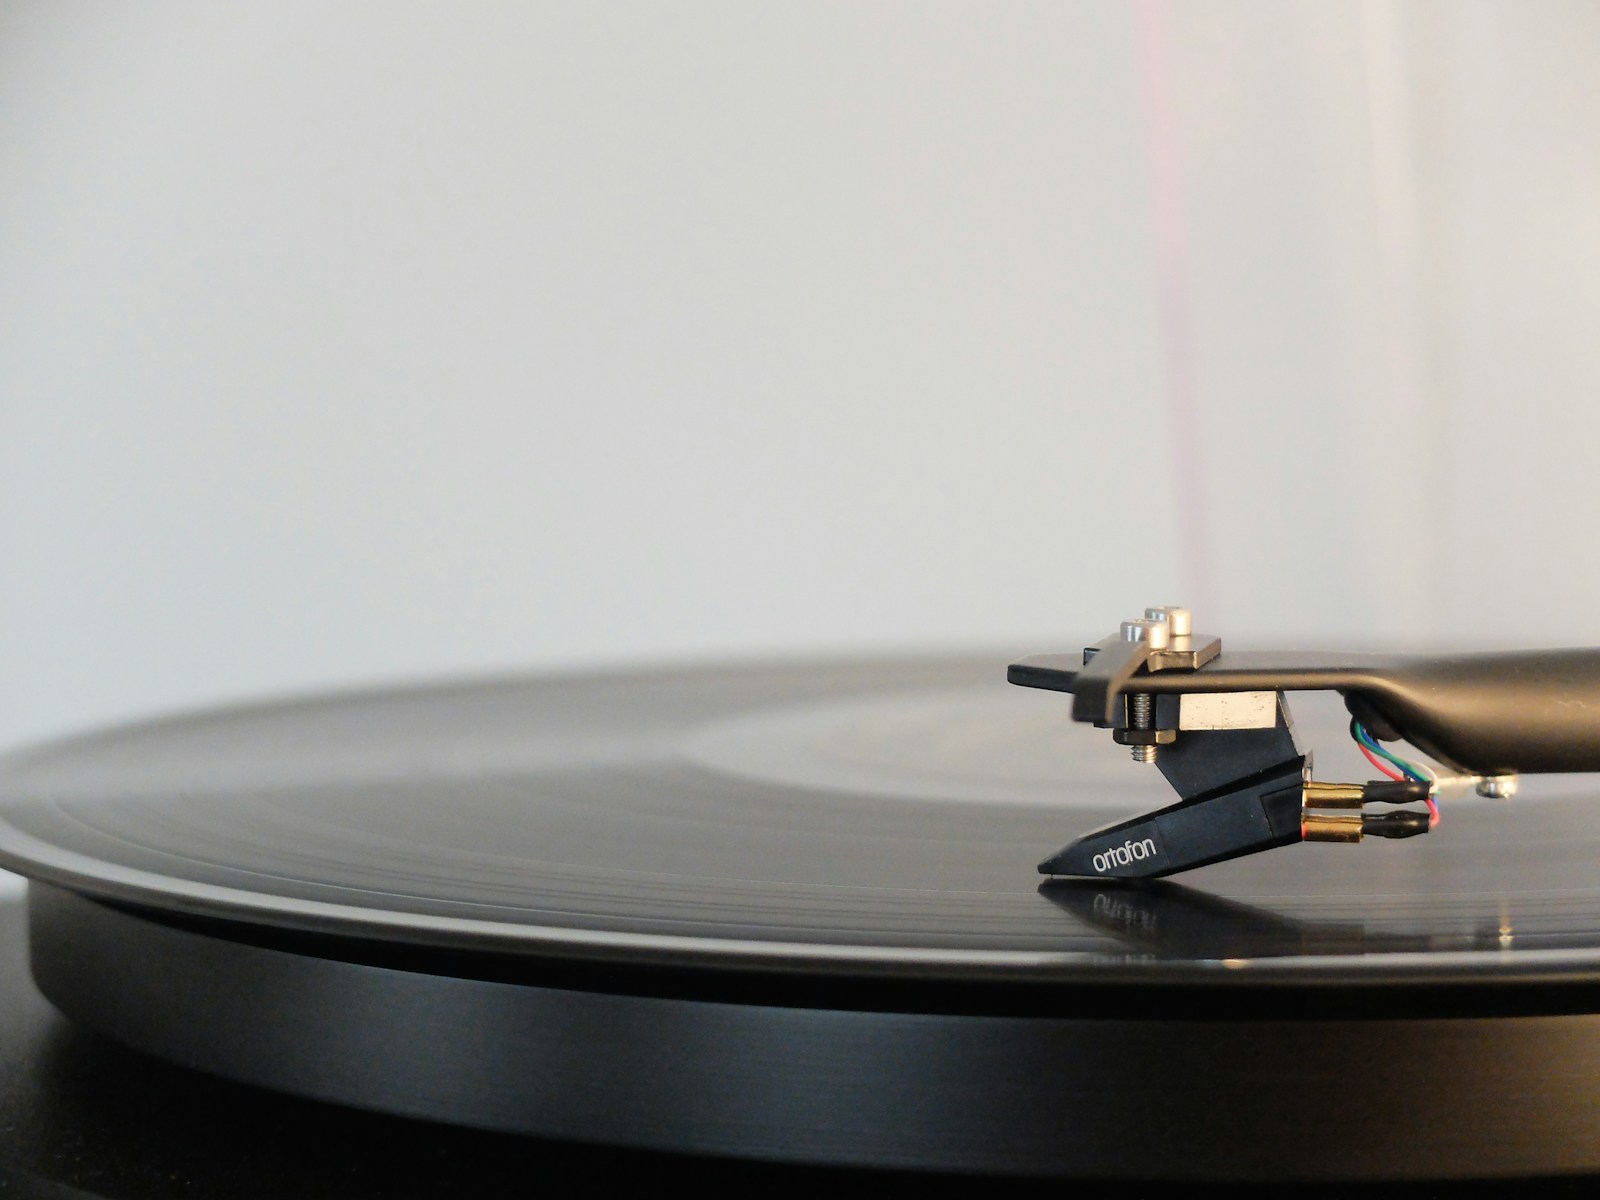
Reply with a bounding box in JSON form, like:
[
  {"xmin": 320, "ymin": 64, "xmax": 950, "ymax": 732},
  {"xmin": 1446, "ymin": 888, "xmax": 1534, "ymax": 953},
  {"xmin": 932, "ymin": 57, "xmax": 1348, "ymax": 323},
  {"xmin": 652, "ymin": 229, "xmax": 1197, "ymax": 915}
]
[
  {"xmin": 1302, "ymin": 781, "xmax": 1365, "ymax": 810},
  {"xmin": 1302, "ymin": 812, "xmax": 1363, "ymax": 842}
]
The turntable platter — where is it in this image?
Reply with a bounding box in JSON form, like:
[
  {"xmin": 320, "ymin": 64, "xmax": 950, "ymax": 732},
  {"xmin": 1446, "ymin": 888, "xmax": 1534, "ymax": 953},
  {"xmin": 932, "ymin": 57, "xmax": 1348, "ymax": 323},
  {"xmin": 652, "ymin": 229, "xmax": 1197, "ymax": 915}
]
[{"xmin": 5, "ymin": 658, "xmax": 1600, "ymax": 1180}]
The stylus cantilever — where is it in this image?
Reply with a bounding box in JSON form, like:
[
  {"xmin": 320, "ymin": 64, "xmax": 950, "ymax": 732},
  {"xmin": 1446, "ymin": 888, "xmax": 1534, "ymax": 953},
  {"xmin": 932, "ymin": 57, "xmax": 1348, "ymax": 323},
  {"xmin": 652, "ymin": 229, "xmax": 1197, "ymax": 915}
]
[{"xmin": 1009, "ymin": 607, "xmax": 1600, "ymax": 879}]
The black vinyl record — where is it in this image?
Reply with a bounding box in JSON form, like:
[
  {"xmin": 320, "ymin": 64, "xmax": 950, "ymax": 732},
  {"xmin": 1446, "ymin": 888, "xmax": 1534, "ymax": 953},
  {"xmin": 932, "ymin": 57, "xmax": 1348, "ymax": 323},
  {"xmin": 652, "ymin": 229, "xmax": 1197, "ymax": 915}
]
[{"xmin": 4, "ymin": 656, "xmax": 1600, "ymax": 1180}]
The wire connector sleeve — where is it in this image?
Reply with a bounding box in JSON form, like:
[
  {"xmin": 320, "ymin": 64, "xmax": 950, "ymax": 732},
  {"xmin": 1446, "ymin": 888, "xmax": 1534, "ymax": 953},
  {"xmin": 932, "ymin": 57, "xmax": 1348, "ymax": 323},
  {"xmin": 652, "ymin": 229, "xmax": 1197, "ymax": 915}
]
[
  {"xmin": 1361, "ymin": 811, "xmax": 1432, "ymax": 839},
  {"xmin": 1360, "ymin": 780, "xmax": 1432, "ymax": 806}
]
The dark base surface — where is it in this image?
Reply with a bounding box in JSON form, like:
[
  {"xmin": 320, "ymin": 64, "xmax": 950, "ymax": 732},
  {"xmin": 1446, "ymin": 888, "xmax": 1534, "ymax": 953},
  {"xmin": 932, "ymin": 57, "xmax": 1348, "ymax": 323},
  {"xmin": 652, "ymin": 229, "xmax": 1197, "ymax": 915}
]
[
  {"xmin": 15, "ymin": 885, "xmax": 1600, "ymax": 1190},
  {"xmin": 1, "ymin": 889, "xmax": 1599, "ymax": 1196},
  {"xmin": 0, "ymin": 891, "xmax": 910, "ymax": 1198}
]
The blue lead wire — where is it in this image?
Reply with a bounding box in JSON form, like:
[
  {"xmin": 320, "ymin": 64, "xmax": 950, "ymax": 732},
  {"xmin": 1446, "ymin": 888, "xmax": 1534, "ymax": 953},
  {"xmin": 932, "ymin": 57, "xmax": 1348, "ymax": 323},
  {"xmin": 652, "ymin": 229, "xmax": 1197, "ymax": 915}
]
[{"xmin": 1351, "ymin": 721, "xmax": 1429, "ymax": 784}]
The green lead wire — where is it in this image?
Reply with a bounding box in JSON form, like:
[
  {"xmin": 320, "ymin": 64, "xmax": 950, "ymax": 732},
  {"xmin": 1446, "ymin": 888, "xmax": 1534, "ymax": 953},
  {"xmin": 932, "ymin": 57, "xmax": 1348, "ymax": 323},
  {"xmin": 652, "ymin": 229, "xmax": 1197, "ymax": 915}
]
[{"xmin": 1351, "ymin": 721, "xmax": 1430, "ymax": 784}]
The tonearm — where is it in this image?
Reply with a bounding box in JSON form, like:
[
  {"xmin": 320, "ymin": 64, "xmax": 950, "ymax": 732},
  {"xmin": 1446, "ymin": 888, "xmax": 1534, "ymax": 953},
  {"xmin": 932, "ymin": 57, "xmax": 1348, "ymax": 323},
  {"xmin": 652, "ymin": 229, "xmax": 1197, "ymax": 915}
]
[{"xmin": 1010, "ymin": 607, "xmax": 1600, "ymax": 878}]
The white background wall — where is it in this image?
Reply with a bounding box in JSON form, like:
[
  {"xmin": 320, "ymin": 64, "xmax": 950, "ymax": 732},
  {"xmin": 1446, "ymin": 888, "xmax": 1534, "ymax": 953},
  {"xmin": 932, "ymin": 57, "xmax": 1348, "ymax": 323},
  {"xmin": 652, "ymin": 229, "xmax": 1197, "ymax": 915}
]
[{"xmin": 3, "ymin": 1, "xmax": 1599, "ymax": 753}]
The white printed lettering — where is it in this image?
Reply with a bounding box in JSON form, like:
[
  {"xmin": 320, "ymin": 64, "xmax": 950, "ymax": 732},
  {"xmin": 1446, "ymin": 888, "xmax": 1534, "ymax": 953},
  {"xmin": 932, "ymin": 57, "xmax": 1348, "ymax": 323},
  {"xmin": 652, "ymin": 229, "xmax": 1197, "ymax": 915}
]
[{"xmin": 1091, "ymin": 837, "xmax": 1158, "ymax": 874}]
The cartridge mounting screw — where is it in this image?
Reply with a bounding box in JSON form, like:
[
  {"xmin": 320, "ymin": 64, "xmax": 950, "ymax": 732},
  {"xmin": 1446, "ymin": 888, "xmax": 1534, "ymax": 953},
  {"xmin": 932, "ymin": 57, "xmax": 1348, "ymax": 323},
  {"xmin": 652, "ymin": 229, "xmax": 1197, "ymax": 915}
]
[
  {"xmin": 1128, "ymin": 693, "xmax": 1157, "ymax": 763},
  {"xmin": 1120, "ymin": 617, "xmax": 1168, "ymax": 764}
]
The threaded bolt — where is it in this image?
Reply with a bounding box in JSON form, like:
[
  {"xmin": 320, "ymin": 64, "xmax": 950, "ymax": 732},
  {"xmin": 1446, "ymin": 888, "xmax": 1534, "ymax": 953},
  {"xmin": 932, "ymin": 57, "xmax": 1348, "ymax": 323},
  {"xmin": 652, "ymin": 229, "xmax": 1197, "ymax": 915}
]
[{"xmin": 1129, "ymin": 693, "xmax": 1157, "ymax": 763}]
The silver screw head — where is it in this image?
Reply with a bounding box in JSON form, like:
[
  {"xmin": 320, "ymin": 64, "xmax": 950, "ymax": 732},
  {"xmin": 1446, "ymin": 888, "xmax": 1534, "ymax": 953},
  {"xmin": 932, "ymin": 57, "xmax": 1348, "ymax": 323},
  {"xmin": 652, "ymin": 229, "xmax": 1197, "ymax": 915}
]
[
  {"xmin": 1476, "ymin": 776, "xmax": 1518, "ymax": 799},
  {"xmin": 1121, "ymin": 618, "xmax": 1171, "ymax": 650},
  {"xmin": 1144, "ymin": 606, "xmax": 1193, "ymax": 637}
]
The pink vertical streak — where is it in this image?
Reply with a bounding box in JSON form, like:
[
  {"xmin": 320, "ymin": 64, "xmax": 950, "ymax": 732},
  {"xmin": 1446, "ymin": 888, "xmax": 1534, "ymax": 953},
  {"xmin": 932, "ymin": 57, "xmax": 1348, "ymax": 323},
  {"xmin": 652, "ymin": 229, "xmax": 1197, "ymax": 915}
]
[{"xmin": 1133, "ymin": 0, "xmax": 1213, "ymax": 615}]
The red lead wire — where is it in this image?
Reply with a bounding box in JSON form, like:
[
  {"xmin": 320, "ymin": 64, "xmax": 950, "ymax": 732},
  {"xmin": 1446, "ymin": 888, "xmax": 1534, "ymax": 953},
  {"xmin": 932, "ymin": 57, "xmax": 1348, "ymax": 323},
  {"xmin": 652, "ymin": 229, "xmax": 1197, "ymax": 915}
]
[{"xmin": 1357, "ymin": 740, "xmax": 1405, "ymax": 782}]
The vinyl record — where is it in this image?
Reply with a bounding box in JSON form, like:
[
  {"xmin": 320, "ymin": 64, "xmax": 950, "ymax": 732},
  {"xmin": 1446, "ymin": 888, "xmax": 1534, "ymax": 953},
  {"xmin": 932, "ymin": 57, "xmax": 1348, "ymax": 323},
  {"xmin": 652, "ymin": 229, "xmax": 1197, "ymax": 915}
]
[{"xmin": 0, "ymin": 655, "xmax": 1595, "ymax": 977}]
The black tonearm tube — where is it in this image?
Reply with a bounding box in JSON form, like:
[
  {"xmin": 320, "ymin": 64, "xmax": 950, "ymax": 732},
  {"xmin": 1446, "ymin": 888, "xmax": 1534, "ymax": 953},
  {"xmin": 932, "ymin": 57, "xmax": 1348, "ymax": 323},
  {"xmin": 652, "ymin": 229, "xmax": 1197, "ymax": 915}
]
[{"xmin": 1010, "ymin": 607, "xmax": 1600, "ymax": 878}]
